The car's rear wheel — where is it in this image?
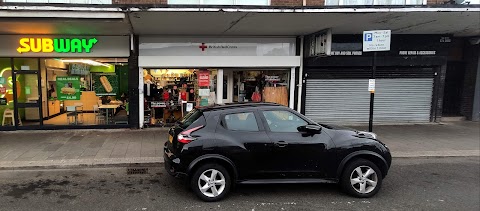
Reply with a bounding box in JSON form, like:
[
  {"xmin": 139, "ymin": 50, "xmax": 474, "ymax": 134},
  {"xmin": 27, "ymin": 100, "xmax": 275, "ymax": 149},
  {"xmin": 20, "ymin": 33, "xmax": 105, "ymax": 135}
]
[
  {"xmin": 191, "ymin": 163, "xmax": 231, "ymax": 202},
  {"xmin": 341, "ymin": 158, "xmax": 382, "ymax": 198}
]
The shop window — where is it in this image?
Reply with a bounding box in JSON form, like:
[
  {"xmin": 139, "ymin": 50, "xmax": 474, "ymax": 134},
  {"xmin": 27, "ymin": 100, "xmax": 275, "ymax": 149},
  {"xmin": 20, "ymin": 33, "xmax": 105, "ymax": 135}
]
[
  {"xmin": 325, "ymin": 0, "xmax": 425, "ymax": 5},
  {"xmin": 224, "ymin": 112, "xmax": 259, "ymax": 132},
  {"xmin": 168, "ymin": 0, "xmax": 270, "ymax": 5},
  {"xmin": 0, "ymin": 58, "xmax": 14, "ymax": 128},
  {"xmin": 33, "ymin": 58, "xmax": 129, "ymax": 126},
  {"xmin": 232, "ymin": 70, "xmax": 290, "ymax": 106}
]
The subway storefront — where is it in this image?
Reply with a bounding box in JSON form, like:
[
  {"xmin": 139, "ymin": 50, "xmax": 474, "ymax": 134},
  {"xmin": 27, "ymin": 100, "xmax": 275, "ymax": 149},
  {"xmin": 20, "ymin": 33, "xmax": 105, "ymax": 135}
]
[{"xmin": 0, "ymin": 35, "xmax": 132, "ymax": 130}]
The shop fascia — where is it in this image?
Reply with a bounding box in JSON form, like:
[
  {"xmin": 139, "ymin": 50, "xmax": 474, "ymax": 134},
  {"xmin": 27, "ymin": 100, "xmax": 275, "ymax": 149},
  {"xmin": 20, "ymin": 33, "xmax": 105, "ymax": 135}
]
[
  {"xmin": 0, "ymin": 35, "xmax": 130, "ymax": 58},
  {"xmin": 17, "ymin": 38, "xmax": 98, "ymax": 54}
]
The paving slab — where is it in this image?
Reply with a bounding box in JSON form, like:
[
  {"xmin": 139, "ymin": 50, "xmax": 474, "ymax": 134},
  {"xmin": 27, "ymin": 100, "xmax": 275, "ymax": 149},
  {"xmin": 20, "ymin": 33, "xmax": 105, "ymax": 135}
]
[{"xmin": 0, "ymin": 122, "xmax": 478, "ymax": 170}]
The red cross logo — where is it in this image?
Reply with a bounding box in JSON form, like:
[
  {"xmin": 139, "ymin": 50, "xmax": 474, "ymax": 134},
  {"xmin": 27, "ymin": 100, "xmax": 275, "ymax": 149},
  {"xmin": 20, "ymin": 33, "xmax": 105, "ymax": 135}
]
[{"xmin": 199, "ymin": 43, "xmax": 207, "ymax": 51}]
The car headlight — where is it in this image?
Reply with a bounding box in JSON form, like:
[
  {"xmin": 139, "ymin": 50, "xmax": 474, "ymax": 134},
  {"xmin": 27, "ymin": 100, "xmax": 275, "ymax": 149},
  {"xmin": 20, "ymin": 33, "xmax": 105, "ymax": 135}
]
[{"xmin": 360, "ymin": 131, "xmax": 377, "ymax": 140}]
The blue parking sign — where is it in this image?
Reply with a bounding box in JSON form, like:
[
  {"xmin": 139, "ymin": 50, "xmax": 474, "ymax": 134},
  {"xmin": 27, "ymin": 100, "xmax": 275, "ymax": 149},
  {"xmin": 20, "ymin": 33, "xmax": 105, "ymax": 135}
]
[{"xmin": 364, "ymin": 33, "xmax": 373, "ymax": 42}]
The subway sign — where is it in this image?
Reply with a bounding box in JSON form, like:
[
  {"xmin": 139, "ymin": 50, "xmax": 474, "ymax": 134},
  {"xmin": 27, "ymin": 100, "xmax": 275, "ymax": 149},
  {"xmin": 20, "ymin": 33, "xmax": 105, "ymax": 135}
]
[{"xmin": 17, "ymin": 38, "xmax": 98, "ymax": 54}]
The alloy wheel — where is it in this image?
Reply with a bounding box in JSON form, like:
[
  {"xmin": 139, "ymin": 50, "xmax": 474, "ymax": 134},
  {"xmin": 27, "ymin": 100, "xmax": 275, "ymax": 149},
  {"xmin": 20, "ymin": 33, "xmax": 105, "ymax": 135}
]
[
  {"xmin": 197, "ymin": 169, "xmax": 226, "ymax": 198},
  {"xmin": 350, "ymin": 165, "xmax": 378, "ymax": 194}
]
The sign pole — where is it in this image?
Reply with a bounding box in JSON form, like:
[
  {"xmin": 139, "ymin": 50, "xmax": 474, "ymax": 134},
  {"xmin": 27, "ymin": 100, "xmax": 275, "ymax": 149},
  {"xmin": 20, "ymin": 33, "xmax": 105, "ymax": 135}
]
[
  {"xmin": 368, "ymin": 52, "xmax": 377, "ymax": 132},
  {"xmin": 363, "ymin": 29, "xmax": 390, "ymax": 133}
]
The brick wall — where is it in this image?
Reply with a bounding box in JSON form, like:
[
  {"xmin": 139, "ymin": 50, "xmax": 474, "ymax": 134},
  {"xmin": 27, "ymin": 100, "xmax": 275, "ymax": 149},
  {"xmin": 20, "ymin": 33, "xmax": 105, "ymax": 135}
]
[
  {"xmin": 306, "ymin": 0, "xmax": 325, "ymax": 6},
  {"xmin": 427, "ymin": 0, "xmax": 442, "ymax": 4},
  {"xmin": 113, "ymin": 0, "xmax": 167, "ymax": 4},
  {"xmin": 271, "ymin": 0, "xmax": 303, "ymax": 6},
  {"xmin": 112, "ymin": 0, "xmax": 441, "ymax": 5}
]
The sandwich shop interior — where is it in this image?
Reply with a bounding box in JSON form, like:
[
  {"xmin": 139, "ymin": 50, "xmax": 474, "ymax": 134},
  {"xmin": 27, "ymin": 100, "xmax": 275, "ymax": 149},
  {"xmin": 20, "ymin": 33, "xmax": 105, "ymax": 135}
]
[
  {"xmin": 142, "ymin": 68, "xmax": 291, "ymax": 127},
  {"xmin": 0, "ymin": 58, "xmax": 129, "ymax": 129}
]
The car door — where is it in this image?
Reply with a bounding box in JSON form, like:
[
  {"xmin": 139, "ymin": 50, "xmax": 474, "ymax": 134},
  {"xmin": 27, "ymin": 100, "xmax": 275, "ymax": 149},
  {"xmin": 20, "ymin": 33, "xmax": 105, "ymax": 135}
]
[
  {"xmin": 214, "ymin": 109, "xmax": 276, "ymax": 180},
  {"xmin": 259, "ymin": 108, "xmax": 336, "ymax": 179}
]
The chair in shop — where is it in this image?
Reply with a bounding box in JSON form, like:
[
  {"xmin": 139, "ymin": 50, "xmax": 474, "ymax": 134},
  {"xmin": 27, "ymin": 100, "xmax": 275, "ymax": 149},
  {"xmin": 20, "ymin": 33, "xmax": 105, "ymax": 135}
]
[
  {"xmin": 93, "ymin": 105, "xmax": 105, "ymax": 125},
  {"xmin": 66, "ymin": 106, "xmax": 78, "ymax": 125},
  {"xmin": 2, "ymin": 109, "xmax": 21, "ymax": 126},
  {"xmin": 74, "ymin": 103, "xmax": 84, "ymax": 124}
]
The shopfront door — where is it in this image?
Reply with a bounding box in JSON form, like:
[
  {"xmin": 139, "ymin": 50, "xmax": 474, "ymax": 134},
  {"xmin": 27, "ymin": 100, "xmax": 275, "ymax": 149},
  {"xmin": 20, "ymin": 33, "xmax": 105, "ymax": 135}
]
[{"xmin": 13, "ymin": 59, "xmax": 43, "ymax": 128}]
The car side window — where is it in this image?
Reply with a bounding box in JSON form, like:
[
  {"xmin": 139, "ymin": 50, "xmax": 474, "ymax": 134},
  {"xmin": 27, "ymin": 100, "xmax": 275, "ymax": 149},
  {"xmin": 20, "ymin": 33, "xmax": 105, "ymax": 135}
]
[
  {"xmin": 224, "ymin": 112, "xmax": 259, "ymax": 132},
  {"xmin": 262, "ymin": 110, "xmax": 308, "ymax": 133}
]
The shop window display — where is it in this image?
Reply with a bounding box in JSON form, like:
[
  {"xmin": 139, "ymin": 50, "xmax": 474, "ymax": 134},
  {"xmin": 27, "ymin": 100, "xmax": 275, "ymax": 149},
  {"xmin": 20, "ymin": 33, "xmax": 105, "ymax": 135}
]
[
  {"xmin": 143, "ymin": 69, "xmax": 218, "ymax": 127},
  {"xmin": 0, "ymin": 58, "xmax": 130, "ymax": 128},
  {"xmin": 41, "ymin": 58, "xmax": 130, "ymax": 126},
  {"xmin": 232, "ymin": 70, "xmax": 290, "ymax": 106}
]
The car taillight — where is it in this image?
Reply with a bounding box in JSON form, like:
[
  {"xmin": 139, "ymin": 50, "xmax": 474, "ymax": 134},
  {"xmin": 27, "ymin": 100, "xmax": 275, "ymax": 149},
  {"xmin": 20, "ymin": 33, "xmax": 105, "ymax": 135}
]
[{"xmin": 177, "ymin": 125, "xmax": 204, "ymax": 144}]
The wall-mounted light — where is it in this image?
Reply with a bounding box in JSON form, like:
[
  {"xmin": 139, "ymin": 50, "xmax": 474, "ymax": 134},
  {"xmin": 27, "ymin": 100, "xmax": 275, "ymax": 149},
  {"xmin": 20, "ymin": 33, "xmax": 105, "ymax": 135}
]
[{"xmin": 61, "ymin": 59, "xmax": 111, "ymax": 67}]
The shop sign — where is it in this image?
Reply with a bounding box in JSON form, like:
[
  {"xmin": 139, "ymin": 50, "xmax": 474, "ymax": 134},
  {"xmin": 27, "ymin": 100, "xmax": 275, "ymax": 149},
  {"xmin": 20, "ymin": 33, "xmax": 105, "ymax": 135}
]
[
  {"xmin": 0, "ymin": 98, "xmax": 7, "ymax": 105},
  {"xmin": 399, "ymin": 51, "xmax": 436, "ymax": 56},
  {"xmin": 198, "ymin": 71, "xmax": 210, "ymax": 87},
  {"xmin": 0, "ymin": 35, "xmax": 129, "ymax": 58},
  {"xmin": 56, "ymin": 76, "xmax": 81, "ymax": 100},
  {"xmin": 139, "ymin": 37, "xmax": 296, "ymax": 57},
  {"xmin": 151, "ymin": 101, "xmax": 167, "ymax": 108},
  {"xmin": 265, "ymin": 75, "xmax": 280, "ymax": 82},
  {"xmin": 331, "ymin": 51, "xmax": 363, "ymax": 56},
  {"xmin": 0, "ymin": 87, "xmax": 6, "ymax": 94},
  {"xmin": 17, "ymin": 38, "xmax": 98, "ymax": 54}
]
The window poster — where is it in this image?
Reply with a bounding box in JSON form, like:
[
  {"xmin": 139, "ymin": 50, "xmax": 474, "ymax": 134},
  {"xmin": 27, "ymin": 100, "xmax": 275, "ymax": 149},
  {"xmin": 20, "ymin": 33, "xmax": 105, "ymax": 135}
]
[{"xmin": 56, "ymin": 76, "xmax": 81, "ymax": 100}]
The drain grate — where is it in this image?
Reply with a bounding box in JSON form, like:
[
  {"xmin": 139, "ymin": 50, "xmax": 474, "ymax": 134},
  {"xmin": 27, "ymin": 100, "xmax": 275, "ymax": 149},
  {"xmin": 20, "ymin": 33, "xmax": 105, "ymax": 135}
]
[{"xmin": 127, "ymin": 168, "xmax": 149, "ymax": 175}]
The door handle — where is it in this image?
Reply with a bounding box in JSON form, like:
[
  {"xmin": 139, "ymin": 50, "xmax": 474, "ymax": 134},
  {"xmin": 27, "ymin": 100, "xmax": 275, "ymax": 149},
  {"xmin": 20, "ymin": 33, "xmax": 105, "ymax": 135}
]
[{"xmin": 275, "ymin": 141, "xmax": 288, "ymax": 148}]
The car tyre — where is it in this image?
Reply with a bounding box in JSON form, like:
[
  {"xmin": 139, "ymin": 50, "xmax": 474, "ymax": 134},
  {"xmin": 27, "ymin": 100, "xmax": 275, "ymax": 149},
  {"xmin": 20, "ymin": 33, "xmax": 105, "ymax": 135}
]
[
  {"xmin": 341, "ymin": 158, "xmax": 383, "ymax": 198},
  {"xmin": 191, "ymin": 163, "xmax": 231, "ymax": 202}
]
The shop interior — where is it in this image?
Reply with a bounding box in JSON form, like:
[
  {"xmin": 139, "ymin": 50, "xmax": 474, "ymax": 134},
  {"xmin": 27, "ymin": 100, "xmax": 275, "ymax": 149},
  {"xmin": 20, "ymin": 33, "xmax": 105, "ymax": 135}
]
[
  {"xmin": 142, "ymin": 68, "xmax": 290, "ymax": 127},
  {"xmin": 0, "ymin": 58, "xmax": 129, "ymax": 128}
]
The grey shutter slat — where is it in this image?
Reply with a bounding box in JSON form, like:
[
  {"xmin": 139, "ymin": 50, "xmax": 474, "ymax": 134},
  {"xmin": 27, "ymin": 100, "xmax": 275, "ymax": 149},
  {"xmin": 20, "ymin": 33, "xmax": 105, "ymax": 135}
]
[{"xmin": 305, "ymin": 78, "xmax": 433, "ymax": 125}]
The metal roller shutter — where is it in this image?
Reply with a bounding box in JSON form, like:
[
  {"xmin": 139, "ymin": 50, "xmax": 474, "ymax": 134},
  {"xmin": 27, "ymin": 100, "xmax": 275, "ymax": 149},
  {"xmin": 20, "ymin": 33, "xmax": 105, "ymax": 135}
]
[{"xmin": 305, "ymin": 78, "xmax": 433, "ymax": 125}]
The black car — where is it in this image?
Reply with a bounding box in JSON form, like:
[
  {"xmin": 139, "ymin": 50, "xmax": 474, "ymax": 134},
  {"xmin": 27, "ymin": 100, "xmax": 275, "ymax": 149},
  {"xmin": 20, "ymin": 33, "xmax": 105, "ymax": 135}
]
[{"xmin": 164, "ymin": 103, "xmax": 392, "ymax": 201}]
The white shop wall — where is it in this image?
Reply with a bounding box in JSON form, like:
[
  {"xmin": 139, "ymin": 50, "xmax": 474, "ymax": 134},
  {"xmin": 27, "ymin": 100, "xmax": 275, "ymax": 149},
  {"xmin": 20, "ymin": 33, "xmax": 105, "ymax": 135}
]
[{"xmin": 138, "ymin": 37, "xmax": 300, "ymax": 68}]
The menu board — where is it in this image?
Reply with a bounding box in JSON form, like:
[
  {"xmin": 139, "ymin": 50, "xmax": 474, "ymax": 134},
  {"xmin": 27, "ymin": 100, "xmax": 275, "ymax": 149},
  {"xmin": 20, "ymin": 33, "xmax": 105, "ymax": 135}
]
[
  {"xmin": 93, "ymin": 74, "xmax": 118, "ymax": 96},
  {"xmin": 69, "ymin": 63, "xmax": 90, "ymax": 75},
  {"xmin": 56, "ymin": 76, "xmax": 81, "ymax": 100}
]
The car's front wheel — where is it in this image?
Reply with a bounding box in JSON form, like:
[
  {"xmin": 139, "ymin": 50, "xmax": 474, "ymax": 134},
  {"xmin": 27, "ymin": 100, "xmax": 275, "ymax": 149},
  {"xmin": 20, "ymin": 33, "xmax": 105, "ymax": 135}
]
[
  {"xmin": 191, "ymin": 163, "xmax": 231, "ymax": 202},
  {"xmin": 341, "ymin": 158, "xmax": 383, "ymax": 198}
]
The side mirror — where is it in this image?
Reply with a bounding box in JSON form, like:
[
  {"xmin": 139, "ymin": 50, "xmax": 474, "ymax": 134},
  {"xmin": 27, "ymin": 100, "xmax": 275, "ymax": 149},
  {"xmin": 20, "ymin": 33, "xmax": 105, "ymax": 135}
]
[{"xmin": 297, "ymin": 124, "xmax": 322, "ymax": 134}]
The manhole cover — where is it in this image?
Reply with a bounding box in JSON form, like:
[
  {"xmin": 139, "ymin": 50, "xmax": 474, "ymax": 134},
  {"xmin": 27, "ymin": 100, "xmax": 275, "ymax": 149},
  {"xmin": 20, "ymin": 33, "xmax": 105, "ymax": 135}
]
[{"xmin": 127, "ymin": 168, "xmax": 149, "ymax": 175}]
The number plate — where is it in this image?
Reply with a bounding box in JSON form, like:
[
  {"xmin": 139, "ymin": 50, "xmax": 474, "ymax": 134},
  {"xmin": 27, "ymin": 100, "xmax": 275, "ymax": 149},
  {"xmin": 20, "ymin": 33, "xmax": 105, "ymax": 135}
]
[{"xmin": 169, "ymin": 135, "xmax": 173, "ymax": 143}]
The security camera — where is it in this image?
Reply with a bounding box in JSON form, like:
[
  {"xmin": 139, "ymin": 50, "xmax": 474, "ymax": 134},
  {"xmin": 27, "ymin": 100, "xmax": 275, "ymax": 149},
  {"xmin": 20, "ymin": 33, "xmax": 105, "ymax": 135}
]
[{"xmin": 469, "ymin": 37, "xmax": 480, "ymax": 45}]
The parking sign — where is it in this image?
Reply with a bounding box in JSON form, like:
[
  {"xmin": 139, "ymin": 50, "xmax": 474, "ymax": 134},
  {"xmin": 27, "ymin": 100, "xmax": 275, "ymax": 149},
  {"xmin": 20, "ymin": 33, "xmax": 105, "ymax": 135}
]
[{"xmin": 363, "ymin": 30, "xmax": 391, "ymax": 52}]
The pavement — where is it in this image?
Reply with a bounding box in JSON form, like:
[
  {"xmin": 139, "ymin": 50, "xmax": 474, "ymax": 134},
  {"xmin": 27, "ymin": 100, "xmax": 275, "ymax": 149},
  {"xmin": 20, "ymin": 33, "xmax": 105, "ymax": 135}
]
[{"xmin": 0, "ymin": 121, "xmax": 479, "ymax": 170}]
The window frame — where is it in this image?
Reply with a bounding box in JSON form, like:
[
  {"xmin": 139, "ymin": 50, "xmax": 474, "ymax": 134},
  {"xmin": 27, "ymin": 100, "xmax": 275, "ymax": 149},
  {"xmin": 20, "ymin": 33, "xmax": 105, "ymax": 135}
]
[
  {"xmin": 221, "ymin": 110, "xmax": 264, "ymax": 132},
  {"xmin": 260, "ymin": 109, "xmax": 310, "ymax": 133}
]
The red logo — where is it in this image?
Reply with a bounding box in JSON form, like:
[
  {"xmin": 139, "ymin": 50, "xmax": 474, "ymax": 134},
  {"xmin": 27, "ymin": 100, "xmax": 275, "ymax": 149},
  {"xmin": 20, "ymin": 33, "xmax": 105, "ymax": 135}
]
[
  {"xmin": 0, "ymin": 87, "xmax": 6, "ymax": 94},
  {"xmin": 199, "ymin": 43, "xmax": 207, "ymax": 51}
]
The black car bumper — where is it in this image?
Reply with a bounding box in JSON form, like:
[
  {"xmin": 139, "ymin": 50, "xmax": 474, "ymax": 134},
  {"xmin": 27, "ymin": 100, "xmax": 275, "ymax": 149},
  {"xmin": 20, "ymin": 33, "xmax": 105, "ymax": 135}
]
[{"xmin": 164, "ymin": 143, "xmax": 187, "ymax": 178}]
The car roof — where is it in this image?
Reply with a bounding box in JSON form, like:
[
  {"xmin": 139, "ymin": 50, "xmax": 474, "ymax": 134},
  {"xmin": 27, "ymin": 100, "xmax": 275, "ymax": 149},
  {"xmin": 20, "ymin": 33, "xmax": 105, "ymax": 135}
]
[{"xmin": 198, "ymin": 102, "xmax": 283, "ymax": 112}]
